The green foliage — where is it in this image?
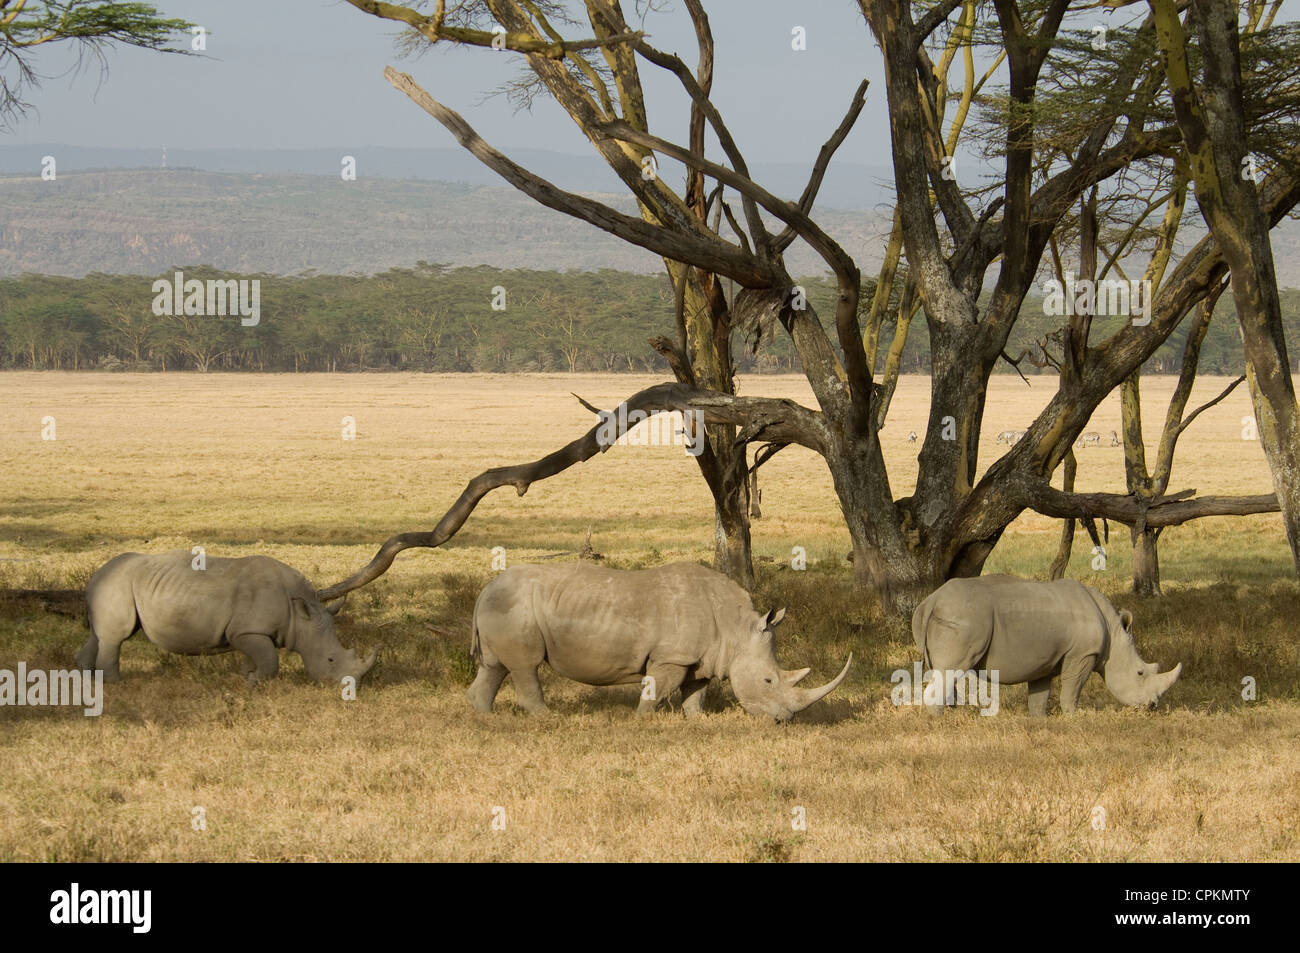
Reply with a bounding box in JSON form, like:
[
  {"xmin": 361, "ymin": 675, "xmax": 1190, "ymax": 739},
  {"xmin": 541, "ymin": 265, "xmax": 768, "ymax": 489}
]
[
  {"xmin": 1, "ymin": 265, "xmax": 1293, "ymax": 375},
  {"xmin": 0, "ymin": 1, "xmax": 195, "ymax": 130},
  {"xmin": 0, "ymin": 266, "xmax": 841, "ymax": 373}
]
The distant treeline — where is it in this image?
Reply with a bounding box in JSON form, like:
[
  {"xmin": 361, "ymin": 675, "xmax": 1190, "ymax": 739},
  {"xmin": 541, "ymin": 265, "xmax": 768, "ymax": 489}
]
[{"xmin": 0, "ymin": 263, "xmax": 1294, "ymax": 374}]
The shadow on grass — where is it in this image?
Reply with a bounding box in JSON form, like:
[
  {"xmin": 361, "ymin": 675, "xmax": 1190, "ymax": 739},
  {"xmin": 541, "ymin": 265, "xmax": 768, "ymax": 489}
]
[{"xmin": 3, "ymin": 565, "xmax": 1298, "ymax": 725}]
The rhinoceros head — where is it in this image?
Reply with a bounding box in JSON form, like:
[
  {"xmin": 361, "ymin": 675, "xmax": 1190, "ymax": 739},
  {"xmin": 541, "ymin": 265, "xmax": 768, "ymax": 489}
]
[
  {"xmin": 1101, "ymin": 609, "xmax": 1181, "ymax": 709},
  {"xmin": 727, "ymin": 608, "xmax": 852, "ymax": 722},
  {"xmin": 291, "ymin": 596, "xmax": 378, "ymax": 685}
]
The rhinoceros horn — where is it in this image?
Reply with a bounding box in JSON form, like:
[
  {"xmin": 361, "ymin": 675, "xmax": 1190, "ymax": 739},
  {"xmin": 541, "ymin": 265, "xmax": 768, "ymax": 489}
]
[
  {"xmin": 323, "ymin": 594, "xmax": 347, "ymax": 617},
  {"xmin": 1151, "ymin": 662, "xmax": 1181, "ymax": 698},
  {"xmin": 786, "ymin": 653, "xmax": 853, "ymax": 712}
]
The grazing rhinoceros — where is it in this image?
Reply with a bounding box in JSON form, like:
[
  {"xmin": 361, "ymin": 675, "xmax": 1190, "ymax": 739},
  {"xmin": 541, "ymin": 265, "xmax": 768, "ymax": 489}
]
[
  {"xmin": 469, "ymin": 562, "xmax": 852, "ymax": 722},
  {"xmin": 912, "ymin": 575, "xmax": 1181, "ymax": 714},
  {"xmin": 78, "ymin": 550, "xmax": 377, "ymax": 685}
]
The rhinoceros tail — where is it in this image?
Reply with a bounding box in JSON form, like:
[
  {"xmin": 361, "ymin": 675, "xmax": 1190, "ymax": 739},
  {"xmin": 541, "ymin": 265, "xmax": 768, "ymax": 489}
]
[{"xmin": 470, "ymin": 617, "xmax": 482, "ymax": 661}]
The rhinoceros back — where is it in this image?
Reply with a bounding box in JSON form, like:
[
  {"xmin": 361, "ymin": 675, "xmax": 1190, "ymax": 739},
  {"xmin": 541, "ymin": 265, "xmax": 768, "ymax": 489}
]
[
  {"xmin": 88, "ymin": 550, "xmax": 309, "ymax": 654},
  {"xmin": 474, "ymin": 562, "xmax": 748, "ymax": 685},
  {"xmin": 920, "ymin": 575, "xmax": 1110, "ymax": 683}
]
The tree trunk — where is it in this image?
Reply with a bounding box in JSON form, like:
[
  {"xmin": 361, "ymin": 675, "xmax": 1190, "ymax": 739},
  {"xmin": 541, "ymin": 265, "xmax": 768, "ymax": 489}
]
[
  {"xmin": 1237, "ymin": 288, "xmax": 1300, "ymax": 578},
  {"xmin": 662, "ymin": 262, "xmax": 756, "ymax": 589},
  {"xmin": 1131, "ymin": 525, "xmax": 1162, "ymax": 596},
  {"xmin": 1152, "ymin": 0, "xmax": 1300, "ymax": 579},
  {"xmin": 1049, "ymin": 452, "xmax": 1079, "ymax": 580},
  {"xmin": 713, "ymin": 467, "xmax": 753, "ymax": 588},
  {"xmin": 830, "ymin": 444, "xmax": 928, "ymax": 614}
]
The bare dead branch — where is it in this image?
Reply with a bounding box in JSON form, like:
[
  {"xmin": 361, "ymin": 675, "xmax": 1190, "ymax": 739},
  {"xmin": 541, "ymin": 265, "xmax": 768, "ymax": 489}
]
[
  {"xmin": 1016, "ymin": 479, "xmax": 1279, "ymax": 529},
  {"xmin": 593, "ymin": 117, "xmax": 857, "ymax": 281},
  {"xmin": 649, "ymin": 335, "xmax": 693, "ymax": 385},
  {"xmin": 345, "ymin": 0, "xmax": 643, "ymax": 58},
  {"xmin": 773, "ymin": 78, "xmax": 870, "ymax": 253},
  {"xmin": 318, "ymin": 382, "xmax": 826, "ymax": 599},
  {"xmin": 1000, "ymin": 349, "xmax": 1033, "ymax": 385},
  {"xmin": 751, "ymin": 442, "xmax": 787, "ymax": 471},
  {"xmin": 682, "ymin": 0, "xmax": 713, "ymax": 219},
  {"xmin": 915, "ymin": 0, "xmax": 967, "ymax": 47},
  {"xmin": 630, "ymin": 37, "xmax": 772, "ymax": 255},
  {"xmin": 382, "ymin": 67, "xmax": 779, "ymax": 287},
  {"xmin": 1178, "ymin": 375, "xmax": 1247, "ymax": 435},
  {"xmin": 720, "ymin": 201, "xmax": 752, "ymax": 255},
  {"xmin": 570, "ymin": 392, "xmax": 604, "ymax": 416}
]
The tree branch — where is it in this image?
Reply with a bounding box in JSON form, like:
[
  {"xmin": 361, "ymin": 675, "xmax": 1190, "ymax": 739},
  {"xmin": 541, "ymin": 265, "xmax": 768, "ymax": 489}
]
[
  {"xmin": 344, "ymin": 0, "xmax": 642, "ymax": 57},
  {"xmin": 773, "ymin": 78, "xmax": 870, "ymax": 252},
  {"xmin": 631, "ymin": 36, "xmax": 773, "ymax": 256},
  {"xmin": 1179, "ymin": 375, "xmax": 1247, "ymax": 436},
  {"xmin": 1018, "ymin": 481, "xmax": 1280, "ymax": 529},
  {"xmin": 382, "ymin": 67, "xmax": 779, "ymax": 287},
  {"xmin": 318, "ymin": 382, "xmax": 827, "ymax": 599},
  {"xmin": 594, "ymin": 117, "xmax": 856, "ymax": 281},
  {"xmin": 914, "ymin": 0, "xmax": 966, "ymax": 47}
]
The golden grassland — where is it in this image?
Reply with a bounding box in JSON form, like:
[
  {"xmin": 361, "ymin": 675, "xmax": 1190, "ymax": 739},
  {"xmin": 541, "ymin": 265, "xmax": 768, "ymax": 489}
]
[{"xmin": 0, "ymin": 371, "xmax": 1297, "ymax": 862}]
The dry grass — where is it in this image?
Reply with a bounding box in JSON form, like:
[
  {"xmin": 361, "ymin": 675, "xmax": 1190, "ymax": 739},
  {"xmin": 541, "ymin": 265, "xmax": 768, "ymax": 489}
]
[{"xmin": 0, "ymin": 371, "xmax": 1297, "ymax": 861}]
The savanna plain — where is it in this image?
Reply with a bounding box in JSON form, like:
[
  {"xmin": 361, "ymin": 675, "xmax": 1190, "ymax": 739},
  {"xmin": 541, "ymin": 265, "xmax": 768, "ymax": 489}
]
[{"xmin": 1, "ymin": 372, "xmax": 1297, "ymax": 862}]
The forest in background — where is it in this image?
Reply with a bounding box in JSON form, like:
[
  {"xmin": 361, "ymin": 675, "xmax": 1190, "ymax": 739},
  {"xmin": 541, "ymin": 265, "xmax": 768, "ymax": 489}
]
[{"xmin": 2, "ymin": 263, "xmax": 1297, "ymax": 374}]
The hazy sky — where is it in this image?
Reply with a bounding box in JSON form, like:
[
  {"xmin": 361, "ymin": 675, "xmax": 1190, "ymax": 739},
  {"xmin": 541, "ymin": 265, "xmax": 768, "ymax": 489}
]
[{"xmin": 6, "ymin": 0, "xmax": 894, "ymax": 168}]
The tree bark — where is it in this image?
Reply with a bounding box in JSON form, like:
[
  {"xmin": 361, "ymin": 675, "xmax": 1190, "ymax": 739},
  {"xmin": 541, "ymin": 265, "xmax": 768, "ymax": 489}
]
[
  {"xmin": 1151, "ymin": 0, "xmax": 1300, "ymax": 579},
  {"xmin": 1131, "ymin": 525, "xmax": 1162, "ymax": 596},
  {"xmin": 1049, "ymin": 451, "xmax": 1079, "ymax": 580}
]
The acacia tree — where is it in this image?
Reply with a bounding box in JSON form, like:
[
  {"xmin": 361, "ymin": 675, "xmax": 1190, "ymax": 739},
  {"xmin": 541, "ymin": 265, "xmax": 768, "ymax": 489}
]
[
  {"xmin": 1142, "ymin": 0, "xmax": 1300, "ymax": 577},
  {"xmin": 855, "ymin": 0, "xmax": 1300, "ymax": 605},
  {"xmin": 0, "ymin": 0, "xmax": 193, "ymax": 129},
  {"xmin": 1029, "ymin": 178, "xmax": 1258, "ymax": 594},
  {"xmin": 1006, "ymin": 3, "xmax": 1300, "ymax": 593},
  {"xmin": 1094, "ymin": 166, "xmax": 1249, "ymax": 596},
  {"xmin": 322, "ymin": 0, "xmax": 1300, "ymax": 611}
]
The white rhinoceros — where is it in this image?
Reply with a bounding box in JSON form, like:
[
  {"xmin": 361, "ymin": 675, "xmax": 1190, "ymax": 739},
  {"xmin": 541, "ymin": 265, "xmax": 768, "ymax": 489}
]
[
  {"xmin": 469, "ymin": 562, "xmax": 851, "ymax": 721},
  {"xmin": 912, "ymin": 575, "xmax": 1181, "ymax": 714},
  {"xmin": 79, "ymin": 550, "xmax": 377, "ymax": 685}
]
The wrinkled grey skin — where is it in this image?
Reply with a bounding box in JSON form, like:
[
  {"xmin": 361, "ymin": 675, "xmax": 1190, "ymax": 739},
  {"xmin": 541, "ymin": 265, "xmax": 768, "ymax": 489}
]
[
  {"xmin": 912, "ymin": 575, "xmax": 1181, "ymax": 714},
  {"xmin": 469, "ymin": 562, "xmax": 851, "ymax": 722},
  {"xmin": 78, "ymin": 550, "xmax": 377, "ymax": 685}
]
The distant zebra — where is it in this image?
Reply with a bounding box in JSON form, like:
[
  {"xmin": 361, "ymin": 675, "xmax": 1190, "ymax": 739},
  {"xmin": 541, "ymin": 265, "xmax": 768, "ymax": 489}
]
[
  {"xmin": 1110, "ymin": 430, "xmax": 1120, "ymax": 447},
  {"xmin": 1075, "ymin": 431, "xmax": 1101, "ymax": 448},
  {"xmin": 907, "ymin": 431, "xmax": 918, "ymax": 443},
  {"xmin": 996, "ymin": 429, "xmax": 1028, "ymax": 446}
]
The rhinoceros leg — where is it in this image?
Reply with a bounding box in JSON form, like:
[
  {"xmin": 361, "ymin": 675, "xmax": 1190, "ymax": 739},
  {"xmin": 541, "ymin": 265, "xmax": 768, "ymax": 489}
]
[
  {"xmin": 681, "ymin": 677, "xmax": 711, "ymax": 717},
  {"xmin": 636, "ymin": 663, "xmax": 687, "ymax": 716},
  {"xmin": 85, "ymin": 595, "xmax": 138, "ymax": 683},
  {"xmin": 1058, "ymin": 653, "xmax": 1098, "ymax": 714},
  {"xmin": 75, "ymin": 634, "xmax": 99, "ymax": 671},
  {"xmin": 467, "ymin": 662, "xmax": 508, "ymax": 713},
  {"xmin": 510, "ymin": 665, "xmax": 550, "ymax": 714},
  {"xmin": 230, "ymin": 633, "xmax": 279, "ymax": 683},
  {"xmin": 1027, "ymin": 676, "xmax": 1053, "ymax": 716}
]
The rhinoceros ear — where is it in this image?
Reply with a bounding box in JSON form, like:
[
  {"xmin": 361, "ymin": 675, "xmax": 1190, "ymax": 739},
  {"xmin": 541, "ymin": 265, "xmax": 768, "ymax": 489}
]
[
  {"xmin": 1119, "ymin": 609, "xmax": 1134, "ymax": 632},
  {"xmin": 765, "ymin": 608, "xmax": 787, "ymax": 628},
  {"xmin": 291, "ymin": 597, "xmax": 313, "ymax": 622}
]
